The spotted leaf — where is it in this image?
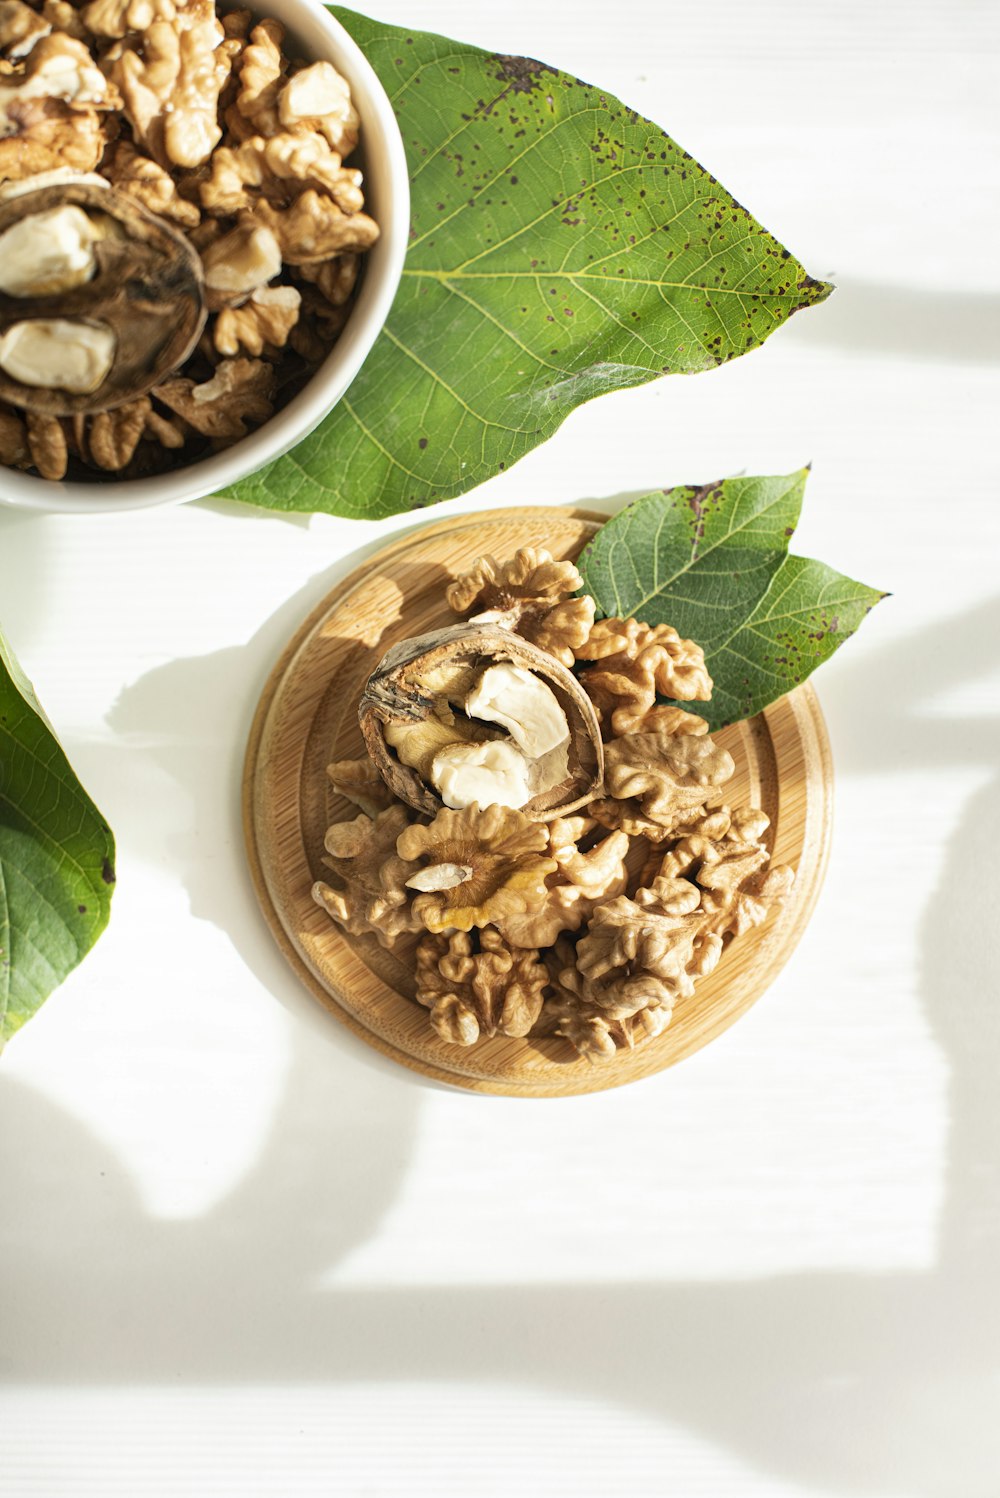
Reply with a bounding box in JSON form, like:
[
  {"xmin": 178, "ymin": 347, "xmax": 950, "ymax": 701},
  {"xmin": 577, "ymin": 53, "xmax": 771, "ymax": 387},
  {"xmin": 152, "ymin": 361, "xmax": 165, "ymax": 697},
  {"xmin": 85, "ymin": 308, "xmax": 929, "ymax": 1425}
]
[
  {"xmin": 225, "ymin": 9, "xmax": 831, "ymax": 518},
  {"xmin": 577, "ymin": 471, "xmax": 885, "ymax": 727},
  {"xmin": 0, "ymin": 628, "xmax": 115, "ymax": 1046}
]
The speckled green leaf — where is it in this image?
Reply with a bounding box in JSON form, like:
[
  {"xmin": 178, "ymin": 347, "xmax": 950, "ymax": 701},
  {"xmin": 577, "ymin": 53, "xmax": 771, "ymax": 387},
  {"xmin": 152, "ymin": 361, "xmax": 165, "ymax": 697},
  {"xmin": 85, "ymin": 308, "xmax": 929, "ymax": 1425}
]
[
  {"xmin": 225, "ymin": 8, "xmax": 831, "ymax": 518},
  {"xmin": 0, "ymin": 629, "xmax": 115, "ymax": 1046},
  {"xmin": 577, "ymin": 472, "xmax": 885, "ymax": 728}
]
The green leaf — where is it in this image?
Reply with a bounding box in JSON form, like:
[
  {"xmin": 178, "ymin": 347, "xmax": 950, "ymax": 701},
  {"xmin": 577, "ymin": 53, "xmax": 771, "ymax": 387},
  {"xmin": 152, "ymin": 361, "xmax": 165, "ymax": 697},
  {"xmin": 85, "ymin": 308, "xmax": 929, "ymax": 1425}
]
[
  {"xmin": 577, "ymin": 471, "xmax": 885, "ymax": 728},
  {"xmin": 0, "ymin": 627, "xmax": 115, "ymax": 1046},
  {"xmin": 225, "ymin": 8, "xmax": 831, "ymax": 519}
]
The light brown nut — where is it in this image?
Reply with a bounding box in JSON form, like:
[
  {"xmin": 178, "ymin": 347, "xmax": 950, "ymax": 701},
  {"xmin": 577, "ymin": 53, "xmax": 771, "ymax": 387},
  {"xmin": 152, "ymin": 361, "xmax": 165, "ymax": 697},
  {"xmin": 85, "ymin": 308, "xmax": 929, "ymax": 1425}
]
[
  {"xmin": 415, "ymin": 927, "xmax": 548, "ymax": 1046},
  {"xmin": 576, "ymin": 887, "xmax": 722, "ymax": 1022},
  {"xmin": 397, "ymin": 803, "xmax": 557, "ymax": 935},
  {"xmin": 39, "ymin": 0, "xmax": 88, "ymax": 40},
  {"xmin": 626, "ymin": 704, "xmax": 709, "ymax": 737},
  {"xmin": 232, "ymin": 16, "xmax": 285, "ymax": 135},
  {"xmin": 325, "ymin": 755, "xmax": 397, "ymax": 819},
  {"xmin": 311, "ymin": 803, "xmax": 419, "ymax": 949},
  {"xmin": 80, "ymin": 0, "xmax": 171, "ymax": 39},
  {"xmin": 0, "ymin": 33, "xmax": 119, "ymax": 181},
  {"xmin": 653, "ymin": 805, "xmax": 795, "ymax": 940},
  {"xmin": 244, "ymin": 189, "xmax": 378, "ymax": 264},
  {"xmin": 201, "ymin": 133, "xmax": 365, "ymax": 216},
  {"xmin": 602, "ymin": 730, "xmax": 734, "ymax": 835},
  {"xmin": 0, "ymin": 97, "xmax": 104, "ymax": 179},
  {"xmin": 539, "ymin": 942, "xmax": 673, "ymax": 1063},
  {"xmin": 447, "ymin": 547, "xmax": 596, "ymax": 669},
  {"xmin": 297, "ymin": 252, "xmax": 358, "ymax": 307},
  {"xmin": 0, "ymin": 1, "xmax": 51, "ymax": 60},
  {"xmin": 25, "ymin": 410, "xmax": 67, "ymax": 478},
  {"xmin": 108, "ymin": 9, "xmax": 228, "ymax": 169},
  {"xmin": 199, "ymin": 221, "xmax": 282, "ymax": 307},
  {"xmin": 278, "ymin": 59, "xmax": 358, "ymax": 156},
  {"xmin": 494, "ymin": 827, "xmax": 630, "ymax": 948},
  {"xmin": 14, "ymin": 32, "xmax": 119, "ymax": 110},
  {"xmin": 213, "ymin": 285, "xmax": 300, "ymax": 357},
  {"xmin": 576, "ymin": 616, "xmax": 713, "ymax": 734},
  {"xmin": 153, "ymin": 356, "xmax": 275, "ymax": 440},
  {"xmin": 141, "ymin": 405, "xmax": 186, "ymax": 449},
  {"xmin": 87, "ymin": 395, "xmax": 151, "ymax": 469},
  {"xmin": 100, "ymin": 138, "xmax": 201, "ymax": 228}
]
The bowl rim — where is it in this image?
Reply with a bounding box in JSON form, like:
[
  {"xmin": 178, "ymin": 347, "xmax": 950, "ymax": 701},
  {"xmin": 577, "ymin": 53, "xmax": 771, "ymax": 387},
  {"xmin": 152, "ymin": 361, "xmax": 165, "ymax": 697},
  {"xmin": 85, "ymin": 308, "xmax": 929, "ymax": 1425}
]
[{"xmin": 0, "ymin": 0, "xmax": 410, "ymax": 515}]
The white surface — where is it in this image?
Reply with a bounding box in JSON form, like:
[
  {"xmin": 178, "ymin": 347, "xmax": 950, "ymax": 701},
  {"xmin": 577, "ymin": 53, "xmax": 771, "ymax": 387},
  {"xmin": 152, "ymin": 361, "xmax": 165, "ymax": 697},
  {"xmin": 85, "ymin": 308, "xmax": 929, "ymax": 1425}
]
[{"xmin": 2, "ymin": 1, "xmax": 999, "ymax": 1495}]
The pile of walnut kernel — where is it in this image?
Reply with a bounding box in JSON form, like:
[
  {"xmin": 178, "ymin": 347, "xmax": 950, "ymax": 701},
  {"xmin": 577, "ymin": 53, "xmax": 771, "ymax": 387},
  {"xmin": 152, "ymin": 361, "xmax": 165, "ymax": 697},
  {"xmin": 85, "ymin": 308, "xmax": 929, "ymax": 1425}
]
[
  {"xmin": 0, "ymin": 0, "xmax": 378, "ymax": 481},
  {"xmin": 313, "ymin": 549, "xmax": 796, "ymax": 1066}
]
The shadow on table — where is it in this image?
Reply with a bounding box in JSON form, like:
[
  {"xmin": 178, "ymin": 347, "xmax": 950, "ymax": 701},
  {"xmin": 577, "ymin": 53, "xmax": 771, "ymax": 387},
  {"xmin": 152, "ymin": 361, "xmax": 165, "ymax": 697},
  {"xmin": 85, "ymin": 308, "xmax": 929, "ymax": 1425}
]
[
  {"xmin": 3, "ymin": 560, "xmax": 999, "ymax": 1495},
  {"xmin": 783, "ymin": 278, "xmax": 1000, "ymax": 366}
]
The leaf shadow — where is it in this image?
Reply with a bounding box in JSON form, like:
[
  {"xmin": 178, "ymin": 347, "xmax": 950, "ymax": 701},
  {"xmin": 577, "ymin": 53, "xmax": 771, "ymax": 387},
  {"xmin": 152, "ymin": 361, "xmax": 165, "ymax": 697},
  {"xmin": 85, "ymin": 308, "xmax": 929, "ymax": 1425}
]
[{"xmin": 782, "ymin": 280, "xmax": 1000, "ymax": 366}]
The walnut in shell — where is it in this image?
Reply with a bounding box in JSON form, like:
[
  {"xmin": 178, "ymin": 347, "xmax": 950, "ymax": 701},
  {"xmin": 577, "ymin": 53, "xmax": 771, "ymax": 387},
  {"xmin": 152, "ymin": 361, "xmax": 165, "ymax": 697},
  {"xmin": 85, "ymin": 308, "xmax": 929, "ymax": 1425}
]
[
  {"xmin": 0, "ymin": 181, "xmax": 205, "ymax": 415},
  {"xmin": 359, "ymin": 623, "xmax": 604, "ymax": 821},
  {"xmin": 415, "ymin": 927, "xmax": 548, "ymax": 1046}
]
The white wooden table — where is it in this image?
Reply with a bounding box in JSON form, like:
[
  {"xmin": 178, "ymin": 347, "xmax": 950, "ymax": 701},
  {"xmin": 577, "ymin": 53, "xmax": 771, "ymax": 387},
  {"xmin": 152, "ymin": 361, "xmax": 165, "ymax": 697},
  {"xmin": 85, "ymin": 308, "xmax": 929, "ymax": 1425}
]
[{"xmin": 3, "ymin": 1, "xmax": 999, "ymax": 1493}]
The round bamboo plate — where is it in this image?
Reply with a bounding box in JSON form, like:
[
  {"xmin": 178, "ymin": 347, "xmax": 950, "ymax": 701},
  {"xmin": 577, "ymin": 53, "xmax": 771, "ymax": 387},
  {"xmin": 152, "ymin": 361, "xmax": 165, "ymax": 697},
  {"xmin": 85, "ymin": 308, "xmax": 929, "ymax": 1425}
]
[{"xmin": 243, "ymin": 506, "xmax": 833, "ymax": 1096}]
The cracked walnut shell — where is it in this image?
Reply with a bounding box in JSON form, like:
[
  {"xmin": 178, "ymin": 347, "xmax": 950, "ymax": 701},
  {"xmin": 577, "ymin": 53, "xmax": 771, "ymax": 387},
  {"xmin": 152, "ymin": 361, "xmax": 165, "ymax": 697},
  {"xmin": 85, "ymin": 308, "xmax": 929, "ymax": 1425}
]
[
  {"xmin": 360, "ymin": 623, "xmax": 603, "ymax": 821},
  {"xmin": 0, "ymin": 181, "xmax": 206, "ymax": 416},
  {"xmin": 415, "ymin": 927, "xmax": 548, "ymax": 1046}
]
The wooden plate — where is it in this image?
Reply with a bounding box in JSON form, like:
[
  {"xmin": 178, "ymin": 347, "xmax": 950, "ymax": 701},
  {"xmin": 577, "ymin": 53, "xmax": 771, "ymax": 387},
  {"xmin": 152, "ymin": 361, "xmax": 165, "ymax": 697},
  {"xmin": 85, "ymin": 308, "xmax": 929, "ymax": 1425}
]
[{"xmin": 243, "ymin": 506, "xmax": 833, "ymax": 1096}]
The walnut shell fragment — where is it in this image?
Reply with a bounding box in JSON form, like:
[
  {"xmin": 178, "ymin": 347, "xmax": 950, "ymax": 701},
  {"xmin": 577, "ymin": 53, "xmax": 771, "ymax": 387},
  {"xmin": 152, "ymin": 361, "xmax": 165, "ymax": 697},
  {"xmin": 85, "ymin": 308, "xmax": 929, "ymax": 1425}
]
[
  {"xmin": 0, "ymin": 181, "xmax": 205, "ymax": 415},
  {"xmin": 359, "ymin": 623, "xmax": 604, "ymax": 821}
]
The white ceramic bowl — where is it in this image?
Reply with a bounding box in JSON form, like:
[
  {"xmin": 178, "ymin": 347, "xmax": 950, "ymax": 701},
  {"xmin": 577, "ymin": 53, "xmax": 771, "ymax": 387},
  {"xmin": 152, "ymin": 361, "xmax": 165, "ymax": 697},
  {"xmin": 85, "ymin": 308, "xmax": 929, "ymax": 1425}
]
[{"xmin": 0, "ymin": 0, "xmax": 409, "ymax": 513}]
